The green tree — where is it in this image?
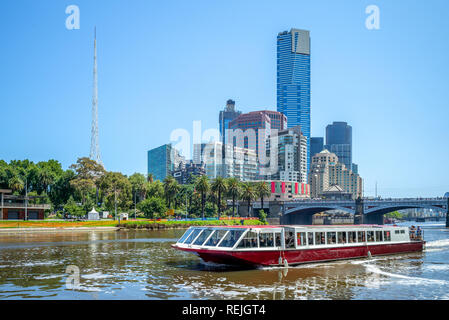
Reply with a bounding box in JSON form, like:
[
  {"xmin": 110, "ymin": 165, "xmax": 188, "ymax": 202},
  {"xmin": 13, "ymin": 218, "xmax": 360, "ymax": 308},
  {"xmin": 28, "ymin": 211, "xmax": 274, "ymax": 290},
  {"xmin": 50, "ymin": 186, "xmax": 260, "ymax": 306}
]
[
  {"xmin": 241, "ymin": 182, "xmax": 256, "ymax": 217},
  {"xmin": 259, "ymin": 209, "xmax": 268, "ymax": 224},
  {"xmin": 98, "ymin": 171, "xmax": 132, "ymax": 219},
  {"xmin": 163, "ymin": 176, "xmax": 179, "ymax": 209},
  {"xmin": 70, "ymin": 157, "xmax": 105, "ymax": 204},
  {"xmin": 8, "ymin": 176, "xmax": 24, "ymax": 193},
  {"xmin": 255, "ymin": 181, "xmax": 270, "ymax": 216},
  {"xmin": 211, "ymin": 176, "xmax": 227, "ymax": 219},
  {"xmin": 64, "ymin": 196, "xmax": 85, "ymax": 218},
  {"xmin": 226, "ymin": 177, "xmax": 241, "ymax": 217},
  {"xmin": 195, "ymin": 175, "xmax": 210, "ymax": 219},
  {"xmin": 137, "ymin": 197, "xmax": 167, "ymax": 219}
]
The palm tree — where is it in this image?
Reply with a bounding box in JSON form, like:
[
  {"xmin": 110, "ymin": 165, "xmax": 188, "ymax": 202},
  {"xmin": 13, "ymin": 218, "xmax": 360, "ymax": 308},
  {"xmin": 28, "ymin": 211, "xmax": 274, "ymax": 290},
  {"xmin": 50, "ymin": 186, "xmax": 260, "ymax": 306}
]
[
  {"xmin": 256, "ymin": 181, "xmax": 270, "ymax": 216},
  {"xmin": 240, "ymin": 182, "xmax": 256, "ymax": 217},
  {"xmin": 163, "ymin": 176, "xmax": 178, "ymax": 209},
  {"xmin": 226, "ymin": 177, "xmax": 240, "ymax": 217},
  {"xmin": 211, "ymin": 176, "xmax": 227, "ymax": 219},
  {"xmin": 8, "ymin": 176, "xmax": 24, "ymax": 194},
  {"xmin": 195, "ymin": 175, "xmax": 210, "ymax": 220}
]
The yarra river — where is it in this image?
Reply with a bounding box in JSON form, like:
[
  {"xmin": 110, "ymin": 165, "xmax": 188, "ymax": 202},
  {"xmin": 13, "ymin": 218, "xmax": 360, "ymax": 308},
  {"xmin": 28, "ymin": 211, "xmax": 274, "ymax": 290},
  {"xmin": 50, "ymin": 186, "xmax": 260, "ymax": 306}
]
[{"xmin": 0, "ymin": 221, "xmax": 448, "ymax": 300}]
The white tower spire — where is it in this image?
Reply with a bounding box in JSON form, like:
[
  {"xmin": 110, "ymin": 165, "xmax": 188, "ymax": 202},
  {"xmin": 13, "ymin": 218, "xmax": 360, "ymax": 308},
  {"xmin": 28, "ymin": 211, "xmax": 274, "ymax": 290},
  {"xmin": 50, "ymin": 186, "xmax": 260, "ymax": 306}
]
[{"xmin": 90, "ymin": 26, "xmax": 102, "ymax": 165}]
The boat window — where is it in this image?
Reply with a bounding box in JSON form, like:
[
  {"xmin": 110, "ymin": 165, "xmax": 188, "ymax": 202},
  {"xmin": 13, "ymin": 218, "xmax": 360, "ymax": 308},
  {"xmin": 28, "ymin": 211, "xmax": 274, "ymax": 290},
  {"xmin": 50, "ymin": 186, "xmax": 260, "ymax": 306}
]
[
  {"xmin": 307, "ymin": 232, "xmax": 314, "ymax": 245},
  {"xmin": 315, "ymin": 232, "xmax": 325, "ymax": 245},
  {"xmin": 193, "ymin": 229, "xmax": 214, "ymax": 246},
  {"xmin": 296, "ymin": 232, "xmax": 307, "ymax": 246},
  {"xmin": 219, "ymin": 230, "xmax": 245, "ymax": 248},
  {"xmin": 237, "ymin": 231, "xmax": 259, "ymax": 248},
  {"xmin": 357, "ymin": 231, "xmax": 366, "ymax": 242},
  {"xmin": 285, "ymin": 231, "xmax": 295, "ymax": 249},
  {"xmin": 184, "ymin": 228, "xmax": 203, "ymax": 245},
  {"xmin": 337, "ymin": 232, "xmax": 347, "ymax": 244},
  {"xmin": 259, "ymin": 232, "xmax": 274, "ymax": 248},
  {"xmin": 367, "ymin": 231, "xmax": 375, "ymax": 242},
  {"xmin": 178, "ymin": 228, "xmax": 194, "ymax": 243},
  {"xmin": 384, "ymin": 230, "xmax": 391, "ymax": 241},
  {"xmin": 375, "ymin": 231, "xmax": 383, "ymax": 242},
  {"xmin": 400, "ymin": 230, "xmax": 405, "ymax": 234},
  {"xmin": 327, "ymin": 232, "xmax": 336, "ymax": 245},
  {"xmin": 348, "ymin": 231, "xmax": 357, "ymax": 243},
  {"xmin": 204, "ymin": 230, "xmax": 228, "ymax": 247},
  {"xmin": 394, "ymin": 230, "xmax": 400, "ymax": 234},
  {"xmin": 275, "ymin": 232, "xmax": 282, "ymax": 247}
]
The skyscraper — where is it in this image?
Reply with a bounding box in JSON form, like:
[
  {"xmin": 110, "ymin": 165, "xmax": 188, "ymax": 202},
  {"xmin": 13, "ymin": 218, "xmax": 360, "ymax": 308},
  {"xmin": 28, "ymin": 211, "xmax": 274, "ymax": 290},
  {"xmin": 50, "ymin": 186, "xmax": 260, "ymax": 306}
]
[
  {"xmin": 310, "ymin": 137, "xmax": 324, "ymax": 163},
  {"xmin": 147, "ymin": 144, "xmax": 185, "ymax": 182},
  {"xmin": 277, "ymin": 28, "xmax": 311, "ymax": 171},
  {"xmin": 266, "ymin": 125, "xmax": 308, "ymax": 183},
  {"xmin": 219, "ymin": 99, "xmax": 241, "ymax": 146},
  {"xmin": 228, "ymin": 110, "xmax": 287, "ymax": 156},
  {"xmin": 325, "ymin": 121, "xmax": 352, "ymax": 170}
]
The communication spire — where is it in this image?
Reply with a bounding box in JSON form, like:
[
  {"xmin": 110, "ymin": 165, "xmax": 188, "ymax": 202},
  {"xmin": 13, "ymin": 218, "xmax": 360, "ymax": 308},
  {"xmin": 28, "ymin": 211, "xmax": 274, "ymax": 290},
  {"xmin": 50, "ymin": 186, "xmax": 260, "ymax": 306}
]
[{"xmin": 90, "ymin": 26, "xmax": 102, "ymax": 165}]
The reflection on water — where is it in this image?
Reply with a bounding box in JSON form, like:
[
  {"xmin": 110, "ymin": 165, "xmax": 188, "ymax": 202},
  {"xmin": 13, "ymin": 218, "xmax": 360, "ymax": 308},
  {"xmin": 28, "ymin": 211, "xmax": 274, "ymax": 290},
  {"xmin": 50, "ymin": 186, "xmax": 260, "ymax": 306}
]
[{"xmin": 0, "ymin": 222, "xmax": 448, "ymax": 300}]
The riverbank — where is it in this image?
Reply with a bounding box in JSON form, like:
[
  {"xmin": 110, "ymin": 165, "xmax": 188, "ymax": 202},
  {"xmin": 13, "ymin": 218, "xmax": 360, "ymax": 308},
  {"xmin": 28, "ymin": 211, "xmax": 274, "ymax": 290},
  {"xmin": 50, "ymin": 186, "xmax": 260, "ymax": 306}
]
[
  {"xmin": 116, "ymin": 219, "xmax": 265, "ymax": 230},
  {"xmin": 0, "ymin": 218, "xmax": 265, "ymax": 232}
]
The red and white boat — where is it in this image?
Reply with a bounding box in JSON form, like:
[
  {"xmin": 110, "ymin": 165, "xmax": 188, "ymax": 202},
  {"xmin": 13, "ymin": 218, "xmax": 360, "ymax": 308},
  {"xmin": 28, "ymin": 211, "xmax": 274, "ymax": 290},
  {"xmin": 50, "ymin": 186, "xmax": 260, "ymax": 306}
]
[{"xmin": 171, "ymin": 224, "xmax": 424, "ymax": 267}]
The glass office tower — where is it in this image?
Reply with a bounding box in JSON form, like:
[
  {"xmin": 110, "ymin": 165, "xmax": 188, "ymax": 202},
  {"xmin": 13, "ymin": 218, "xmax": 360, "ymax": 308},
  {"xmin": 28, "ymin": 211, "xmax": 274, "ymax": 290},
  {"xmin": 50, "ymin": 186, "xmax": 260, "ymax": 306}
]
[
  {"xmin": 219, "ymin": 99, "xmax": 241, "ymax": 146},
  {"xmin": 277, "ymin": 28, "xmax": 311, "ymax": 172},
  {"xmin": 325, "ymin": 121, "xmax": 352, "ymax": 170}
]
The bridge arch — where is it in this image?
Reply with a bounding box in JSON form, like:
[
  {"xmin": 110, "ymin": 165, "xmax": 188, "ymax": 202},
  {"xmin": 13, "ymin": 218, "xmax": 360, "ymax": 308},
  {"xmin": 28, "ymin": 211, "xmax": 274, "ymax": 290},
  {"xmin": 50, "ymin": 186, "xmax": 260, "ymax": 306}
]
[{"xmin": 282, "ymin": 206, "xmax": 355, "ymax": 225}]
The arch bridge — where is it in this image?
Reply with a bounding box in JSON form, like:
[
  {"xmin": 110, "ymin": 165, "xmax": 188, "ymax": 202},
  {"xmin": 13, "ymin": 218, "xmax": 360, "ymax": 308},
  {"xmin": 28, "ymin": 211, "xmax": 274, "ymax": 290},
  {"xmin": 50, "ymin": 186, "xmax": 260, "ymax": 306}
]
[{"xmin": 280, "ymin": 198, "xmax": 449, "ymax": 226}]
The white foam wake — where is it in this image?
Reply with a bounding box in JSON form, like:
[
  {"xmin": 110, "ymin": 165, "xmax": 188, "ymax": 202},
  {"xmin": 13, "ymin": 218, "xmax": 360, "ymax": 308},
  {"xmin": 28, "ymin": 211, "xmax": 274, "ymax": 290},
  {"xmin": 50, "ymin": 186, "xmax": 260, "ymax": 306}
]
[{"xmin": 364, "ymin": 264, "xmax": 448, "ymax": 286}]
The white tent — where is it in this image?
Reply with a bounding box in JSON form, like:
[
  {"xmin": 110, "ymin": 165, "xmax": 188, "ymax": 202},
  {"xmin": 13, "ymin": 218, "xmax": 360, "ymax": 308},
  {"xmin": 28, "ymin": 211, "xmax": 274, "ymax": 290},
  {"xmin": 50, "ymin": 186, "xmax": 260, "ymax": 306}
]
[{"xmin": 87, "ymin": 208, "xmax": 100, "ymax": 220}]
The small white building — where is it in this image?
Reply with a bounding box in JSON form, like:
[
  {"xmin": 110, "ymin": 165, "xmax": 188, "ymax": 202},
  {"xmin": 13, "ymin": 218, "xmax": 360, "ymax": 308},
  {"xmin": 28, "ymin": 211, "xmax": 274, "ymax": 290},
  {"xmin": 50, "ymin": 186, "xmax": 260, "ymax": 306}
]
[
  {"xmin": 101, "ymin": 211, "xmax": 109, "ymax": 219},
  {"xmin": 87, "ymin": 208, "xmax": 100, "ymax": 220},
  {"xmin": 119, "ymin": 213, "xmax": 128, "ymax": 221}
]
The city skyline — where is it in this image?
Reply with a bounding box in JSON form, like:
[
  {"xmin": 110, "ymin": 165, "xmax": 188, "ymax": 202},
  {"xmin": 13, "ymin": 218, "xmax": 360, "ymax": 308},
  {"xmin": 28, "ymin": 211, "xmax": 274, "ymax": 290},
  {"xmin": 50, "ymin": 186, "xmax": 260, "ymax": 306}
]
[{"xmin": 1, "ymin": 0, "xmax": 449, "ymax": 198}]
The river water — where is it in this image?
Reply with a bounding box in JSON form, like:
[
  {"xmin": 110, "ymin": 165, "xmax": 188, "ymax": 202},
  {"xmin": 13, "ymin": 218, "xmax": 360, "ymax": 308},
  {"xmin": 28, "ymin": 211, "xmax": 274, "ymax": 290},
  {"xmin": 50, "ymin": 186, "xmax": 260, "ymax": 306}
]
[{"xmin": 0, "ymin": 221, "xmax": 448, "ymax": 300}]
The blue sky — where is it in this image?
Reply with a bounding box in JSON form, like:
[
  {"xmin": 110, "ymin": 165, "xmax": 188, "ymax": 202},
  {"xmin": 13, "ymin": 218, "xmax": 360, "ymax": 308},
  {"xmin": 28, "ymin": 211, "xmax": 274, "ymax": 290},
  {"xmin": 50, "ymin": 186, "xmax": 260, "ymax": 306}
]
[{"xmin": 1, "ymin": 0, "xmax": 448, "ymax": 197}]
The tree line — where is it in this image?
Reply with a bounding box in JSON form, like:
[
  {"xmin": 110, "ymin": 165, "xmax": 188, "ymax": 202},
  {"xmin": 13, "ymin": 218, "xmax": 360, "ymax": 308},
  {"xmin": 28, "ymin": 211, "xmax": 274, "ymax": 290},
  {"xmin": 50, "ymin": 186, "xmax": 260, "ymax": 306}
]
[{"xmin": 0, "ymin": 158, "xmax": 271, "ymax": 220}]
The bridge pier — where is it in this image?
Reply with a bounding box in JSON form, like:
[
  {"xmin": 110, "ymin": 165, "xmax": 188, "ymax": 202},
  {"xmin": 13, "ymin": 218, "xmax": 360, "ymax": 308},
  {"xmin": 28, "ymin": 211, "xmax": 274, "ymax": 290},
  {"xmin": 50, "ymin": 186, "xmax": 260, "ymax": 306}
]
[
  {"xmin": 446, "ymin": 197, "xmax": 449, "ymax": 228},
  {"xmin": 354, "ymin": 198, "xmax": 364, "ymax": 225}
]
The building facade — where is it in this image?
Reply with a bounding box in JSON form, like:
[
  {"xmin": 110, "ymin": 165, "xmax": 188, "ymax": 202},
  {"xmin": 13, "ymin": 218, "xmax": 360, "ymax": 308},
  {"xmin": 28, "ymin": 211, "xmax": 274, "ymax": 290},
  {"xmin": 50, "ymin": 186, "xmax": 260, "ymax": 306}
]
[
  {"xmin": 309, "ymin": 150, "xmax": 362, "ymax": 200},
  {"xmin": 325, "ymin": 121, "xmax": 352, "ymax": 170},
  {"xmin": 147, "ymin": 144, "xmax": 185, "ymax": 182},
  {"xmin": 310, "ymin": 137, "xmax": 324, "ymax": 163},
  {"xmin": 277, "ymin": 28, "xmax": 311, "ymax": 171},
  {"xmin": 202, "ymin": 142, "xmax": 258, "ymax": 181},
  {"xmin": 172, "ymin": 161, "xmax": 206, "ymax": 185},
  {"xmin": 219, "ymin": 99, "xmax": 242, "ymax": 146},
  {"xmin": 228, "ymin": 110, "xmax": 287, "ymax": 162},
  {"xmin": 266, "ymin": 125, "xmax": 307, "ymax": 183},
  {"xmin": 0, "ymin": 189, "xmax": 49, "ymax": 220}
]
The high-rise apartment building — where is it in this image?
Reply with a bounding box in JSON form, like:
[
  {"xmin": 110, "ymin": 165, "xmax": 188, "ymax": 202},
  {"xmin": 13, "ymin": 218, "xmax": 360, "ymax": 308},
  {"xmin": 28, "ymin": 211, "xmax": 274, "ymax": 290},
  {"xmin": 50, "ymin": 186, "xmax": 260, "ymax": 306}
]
[
  {"xmin": 147, "ymin": 144, "xmax": 185, "ymax": 182},
  {"xmin": 325, "ymin": 121, "xmax": 352, "ymax": 170},
  {"xmin": 277, "ymin": 28, "xmax": 311, "ymax": 171},
  {"xmin": 309, "ymin": 149, "xmax": 362, "ymax": 200},
  {"xmin": 266, "ymin": 125, "xmax": 307, "ymax": 183},
  {"xmin": 219, "ymin": 99, "xmax": 241, "ymax": 146},
  {"xmin": 228, "ymin": 110, "xmax": 287, "ymax": 158},
  {"xmin": 202, "ymin": 142, "xmax": 258, "ymax": 181}
]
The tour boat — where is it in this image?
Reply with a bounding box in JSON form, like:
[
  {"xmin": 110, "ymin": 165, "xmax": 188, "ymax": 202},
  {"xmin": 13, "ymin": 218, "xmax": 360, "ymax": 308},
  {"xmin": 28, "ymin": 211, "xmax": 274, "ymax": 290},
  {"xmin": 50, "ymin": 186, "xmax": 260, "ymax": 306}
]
[{"xmin": 171, "ymin": 224, "xmax": 425, "ymax": 267}]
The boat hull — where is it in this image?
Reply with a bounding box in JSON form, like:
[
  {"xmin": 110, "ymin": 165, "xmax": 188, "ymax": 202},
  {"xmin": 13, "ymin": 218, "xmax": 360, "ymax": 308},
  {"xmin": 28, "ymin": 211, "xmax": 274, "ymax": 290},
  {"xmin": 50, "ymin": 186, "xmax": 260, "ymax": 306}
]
[{"xmin": 172, "ymin": 241, "xmax": 424, "ymax": 267}]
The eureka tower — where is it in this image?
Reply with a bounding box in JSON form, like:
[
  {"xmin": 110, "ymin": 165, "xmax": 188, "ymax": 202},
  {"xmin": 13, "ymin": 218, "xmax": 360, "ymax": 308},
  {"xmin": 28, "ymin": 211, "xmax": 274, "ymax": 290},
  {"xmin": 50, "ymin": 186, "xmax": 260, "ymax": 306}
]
[{"xmin": 277, "ymin": 28, "xmax": 311, "ymax": 172}]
